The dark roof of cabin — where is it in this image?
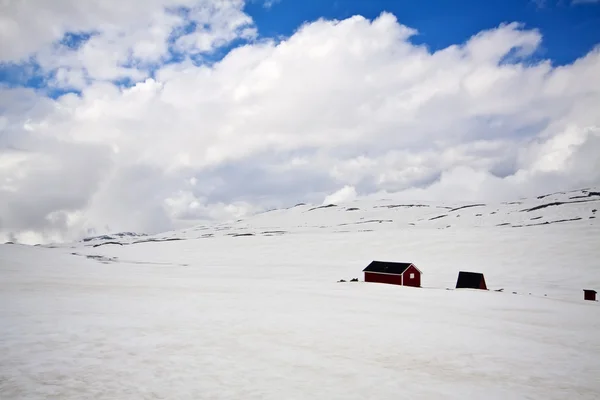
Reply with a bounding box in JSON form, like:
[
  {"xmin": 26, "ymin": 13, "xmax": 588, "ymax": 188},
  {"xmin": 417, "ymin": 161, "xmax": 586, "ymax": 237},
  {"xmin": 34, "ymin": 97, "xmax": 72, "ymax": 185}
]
[
  {"xmin": 456, "ymin": 271, "xmax": 484, "ymax": 289},
  {"xmin": 363, "ymin": 261, "xmax": 413, "ymax": 275}
]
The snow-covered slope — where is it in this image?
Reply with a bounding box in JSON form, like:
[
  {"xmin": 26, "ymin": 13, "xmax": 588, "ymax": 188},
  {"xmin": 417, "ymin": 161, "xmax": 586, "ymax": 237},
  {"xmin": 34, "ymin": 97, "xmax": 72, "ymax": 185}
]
[
  {"xmin": 1, "ymin": 188, "xmax": 599, "ymax": 399},
  {"xmin": 55, "ymin": 187, "xmax": 599, "ymax": 246}
]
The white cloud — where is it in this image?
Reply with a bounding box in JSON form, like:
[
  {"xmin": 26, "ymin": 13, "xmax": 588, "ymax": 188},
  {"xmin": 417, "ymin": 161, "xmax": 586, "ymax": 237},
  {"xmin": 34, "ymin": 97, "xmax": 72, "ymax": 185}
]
[
  {"xmin": 323, "ymin": 186, "xmax": 358, "ymax": 205},
  {"xmin": 1, "ymin": 0, "xmax": 254, "ymax": 88},
  {"xmin": 262, "ymin": 0, "xmax": 281, "ymax": 9},
  {"xmin": 1, "ymin": 7, "xmax": 600, "ymax": 244},
  {"xmin": 534, "ymin": 0, "xmax": 600, "ymax": 7}
]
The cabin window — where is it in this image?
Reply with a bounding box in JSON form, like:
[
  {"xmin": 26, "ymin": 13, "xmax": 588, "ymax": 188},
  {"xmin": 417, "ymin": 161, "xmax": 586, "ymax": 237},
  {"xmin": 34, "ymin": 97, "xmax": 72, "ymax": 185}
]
[{"xmin": 410, "ymin": 273, "xmax": 415, "ymax": 279}]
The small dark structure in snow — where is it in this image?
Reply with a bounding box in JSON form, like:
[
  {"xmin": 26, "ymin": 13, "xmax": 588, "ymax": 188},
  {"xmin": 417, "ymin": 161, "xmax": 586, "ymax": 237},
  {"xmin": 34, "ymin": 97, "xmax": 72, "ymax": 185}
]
[
  {"xmin": 584, "ymin": 289, "xmax": 597, "ymax": 301},
  {"xmin": 363, "ymin": 261, "xmax": 422, "ymax": 287},
  {"xmin": 455, "ymin": 271, "xmax": 488, "ymax": 290}
]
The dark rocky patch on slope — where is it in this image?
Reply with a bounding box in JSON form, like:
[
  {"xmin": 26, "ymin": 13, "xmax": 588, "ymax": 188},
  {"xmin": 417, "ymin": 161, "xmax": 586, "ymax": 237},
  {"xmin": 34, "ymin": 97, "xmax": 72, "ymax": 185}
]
[
  {"xmin": 570, "ymin": 191, "xmax": 600, "ymax": 199},
  {"xmin": 230, "ymin": 233, "xmax": 255, "ymax": 237},
  {"xmin": 83, "ymin": 232, "xmax": 146, "ymax": 242},
  {"xmin": 530, "ymin": 216, "xmax": 543, "ymax": 220},
  {"xmin": 513, "ymin": 217, "xmax": 583, "ymax": 228},
  {"xmin": 375, "ymin": 204, "xmax": 429, "ymax": 209},
  {"xmin": 132, "ymin": 238, "xmax": 183, "ymax": 244},
  {"xmin": 256, "ymin": 208, "xmax": 279, "ymax": 215},
  {"xmin": 496, "ymin": 223, "xmax": 510, "ymax": 226},
  {"xmin": 83, "ymin": 235, "xmax": 114, "ymax": 242},
  {"xmin": 537, "ymin": 191, "xmax": 566, "ymax": 199},
  {"xmin": 307, "ymin": 204, "xmax": 337, "ymax": 212},
  {"xmin": 86, "ymin": 255, "xmax": 118, "ymax": 263},
  {"xmin": 448, "ymin": 204, "xmax": 486, "ymax": 212},
  {"xmin": 72, "ymin": 252, "xmax": 118, "ymax": 264},
  {"xmin": 114, "ymin": 232, "xmax": 144, "ymax": 238},
  {"xmin": 92, "ymin": 241, "xmax": 124, "ymax": 248},
  {"xmin": 522, "ymin": 199, "xmax": 600, "ymax": 212},
  {"xmin": 73, "ymin": 252, "xmax": 189, "ymax": 267},
  {"xmin": 346, "ymin": 207, "xmax": 360, "ymax": 211},
  {"xmin": 429, "ymin": 214, "xmax": 447, "ymax": 221},
  {"xmin": 338, "ymin": 219, "xmax": 393, "ymax": 226},
  {"xmin": 261, "ymin": 230, "xmax": 287, "ymax": 235}
]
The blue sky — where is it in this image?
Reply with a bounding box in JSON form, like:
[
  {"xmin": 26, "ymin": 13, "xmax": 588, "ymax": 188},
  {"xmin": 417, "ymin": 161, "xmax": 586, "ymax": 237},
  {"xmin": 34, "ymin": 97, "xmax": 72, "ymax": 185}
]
[
  {"xmin": 245, "ymin": 0, "xmax": 600, "ymax": 66},
  {"xmin": 1, "ymin": 0, "xmax": 599, "ymax": 92}
]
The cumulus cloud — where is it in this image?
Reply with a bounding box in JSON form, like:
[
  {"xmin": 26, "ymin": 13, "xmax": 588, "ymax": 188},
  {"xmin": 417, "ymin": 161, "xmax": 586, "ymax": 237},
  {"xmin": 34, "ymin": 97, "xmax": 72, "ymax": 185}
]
[
  {"xmin": 1, "ymin": 3, "xmax": 599, "ymax": 244},
  {"xmin": 0, "ymin": 0, "xmax": 255, "ymax": 88},
  {"xmin": 323, "ymin": 186, "xmax": 358, "ymax": 205}
]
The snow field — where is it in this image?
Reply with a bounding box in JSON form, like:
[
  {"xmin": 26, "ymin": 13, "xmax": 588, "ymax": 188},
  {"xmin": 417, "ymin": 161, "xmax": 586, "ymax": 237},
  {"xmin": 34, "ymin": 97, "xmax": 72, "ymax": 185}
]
[
  {"xmin": 1, "ymin": 220, "xmax": 600, "ymax": 399},
  {"xmin": 2, "ymin": 189, "xmax": 600, "ymax": 399}
]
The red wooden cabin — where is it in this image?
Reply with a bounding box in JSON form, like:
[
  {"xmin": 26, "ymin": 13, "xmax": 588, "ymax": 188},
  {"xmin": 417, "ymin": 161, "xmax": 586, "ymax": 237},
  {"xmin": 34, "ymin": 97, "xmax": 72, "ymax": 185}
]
[{"xmin": 363, "ymin": 261, "xmax": 422, "ymax": 287}]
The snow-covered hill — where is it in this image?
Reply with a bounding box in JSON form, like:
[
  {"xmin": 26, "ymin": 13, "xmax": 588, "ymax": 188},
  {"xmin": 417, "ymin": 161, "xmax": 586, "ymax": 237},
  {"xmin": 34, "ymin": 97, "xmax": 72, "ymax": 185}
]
[
  {"xmin": 1, "ymin": 187, "xmax": 599, "ymax": 399},
  {"xmin": 46, "ymin": 186, "xmax": 600, "ymax": 247}
]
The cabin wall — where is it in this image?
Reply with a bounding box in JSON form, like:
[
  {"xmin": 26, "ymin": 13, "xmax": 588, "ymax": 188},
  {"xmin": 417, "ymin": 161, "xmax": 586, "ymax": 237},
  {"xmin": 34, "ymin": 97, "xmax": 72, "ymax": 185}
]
[
  {"xmin": 403, "ymin": 265, "xmax": 421, "ymax": 288},
  {"xmin": 364, "ymin": 272, "xmax": 403, "ymax": 285},
  {"xmin": 479, "ymin": 277, "xmax": 487, "ymax": 290}
]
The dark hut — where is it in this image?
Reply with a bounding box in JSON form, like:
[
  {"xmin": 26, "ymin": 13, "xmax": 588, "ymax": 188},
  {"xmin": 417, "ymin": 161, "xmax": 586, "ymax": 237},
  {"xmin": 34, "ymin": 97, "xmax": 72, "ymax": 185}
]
[
  {"xmin": 584, "ymin": 289, "xmax": 597, "ymax": 301},
  {"xmin": 455, "ymin": 271, "xmax": 487, "ymax": 290}
]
